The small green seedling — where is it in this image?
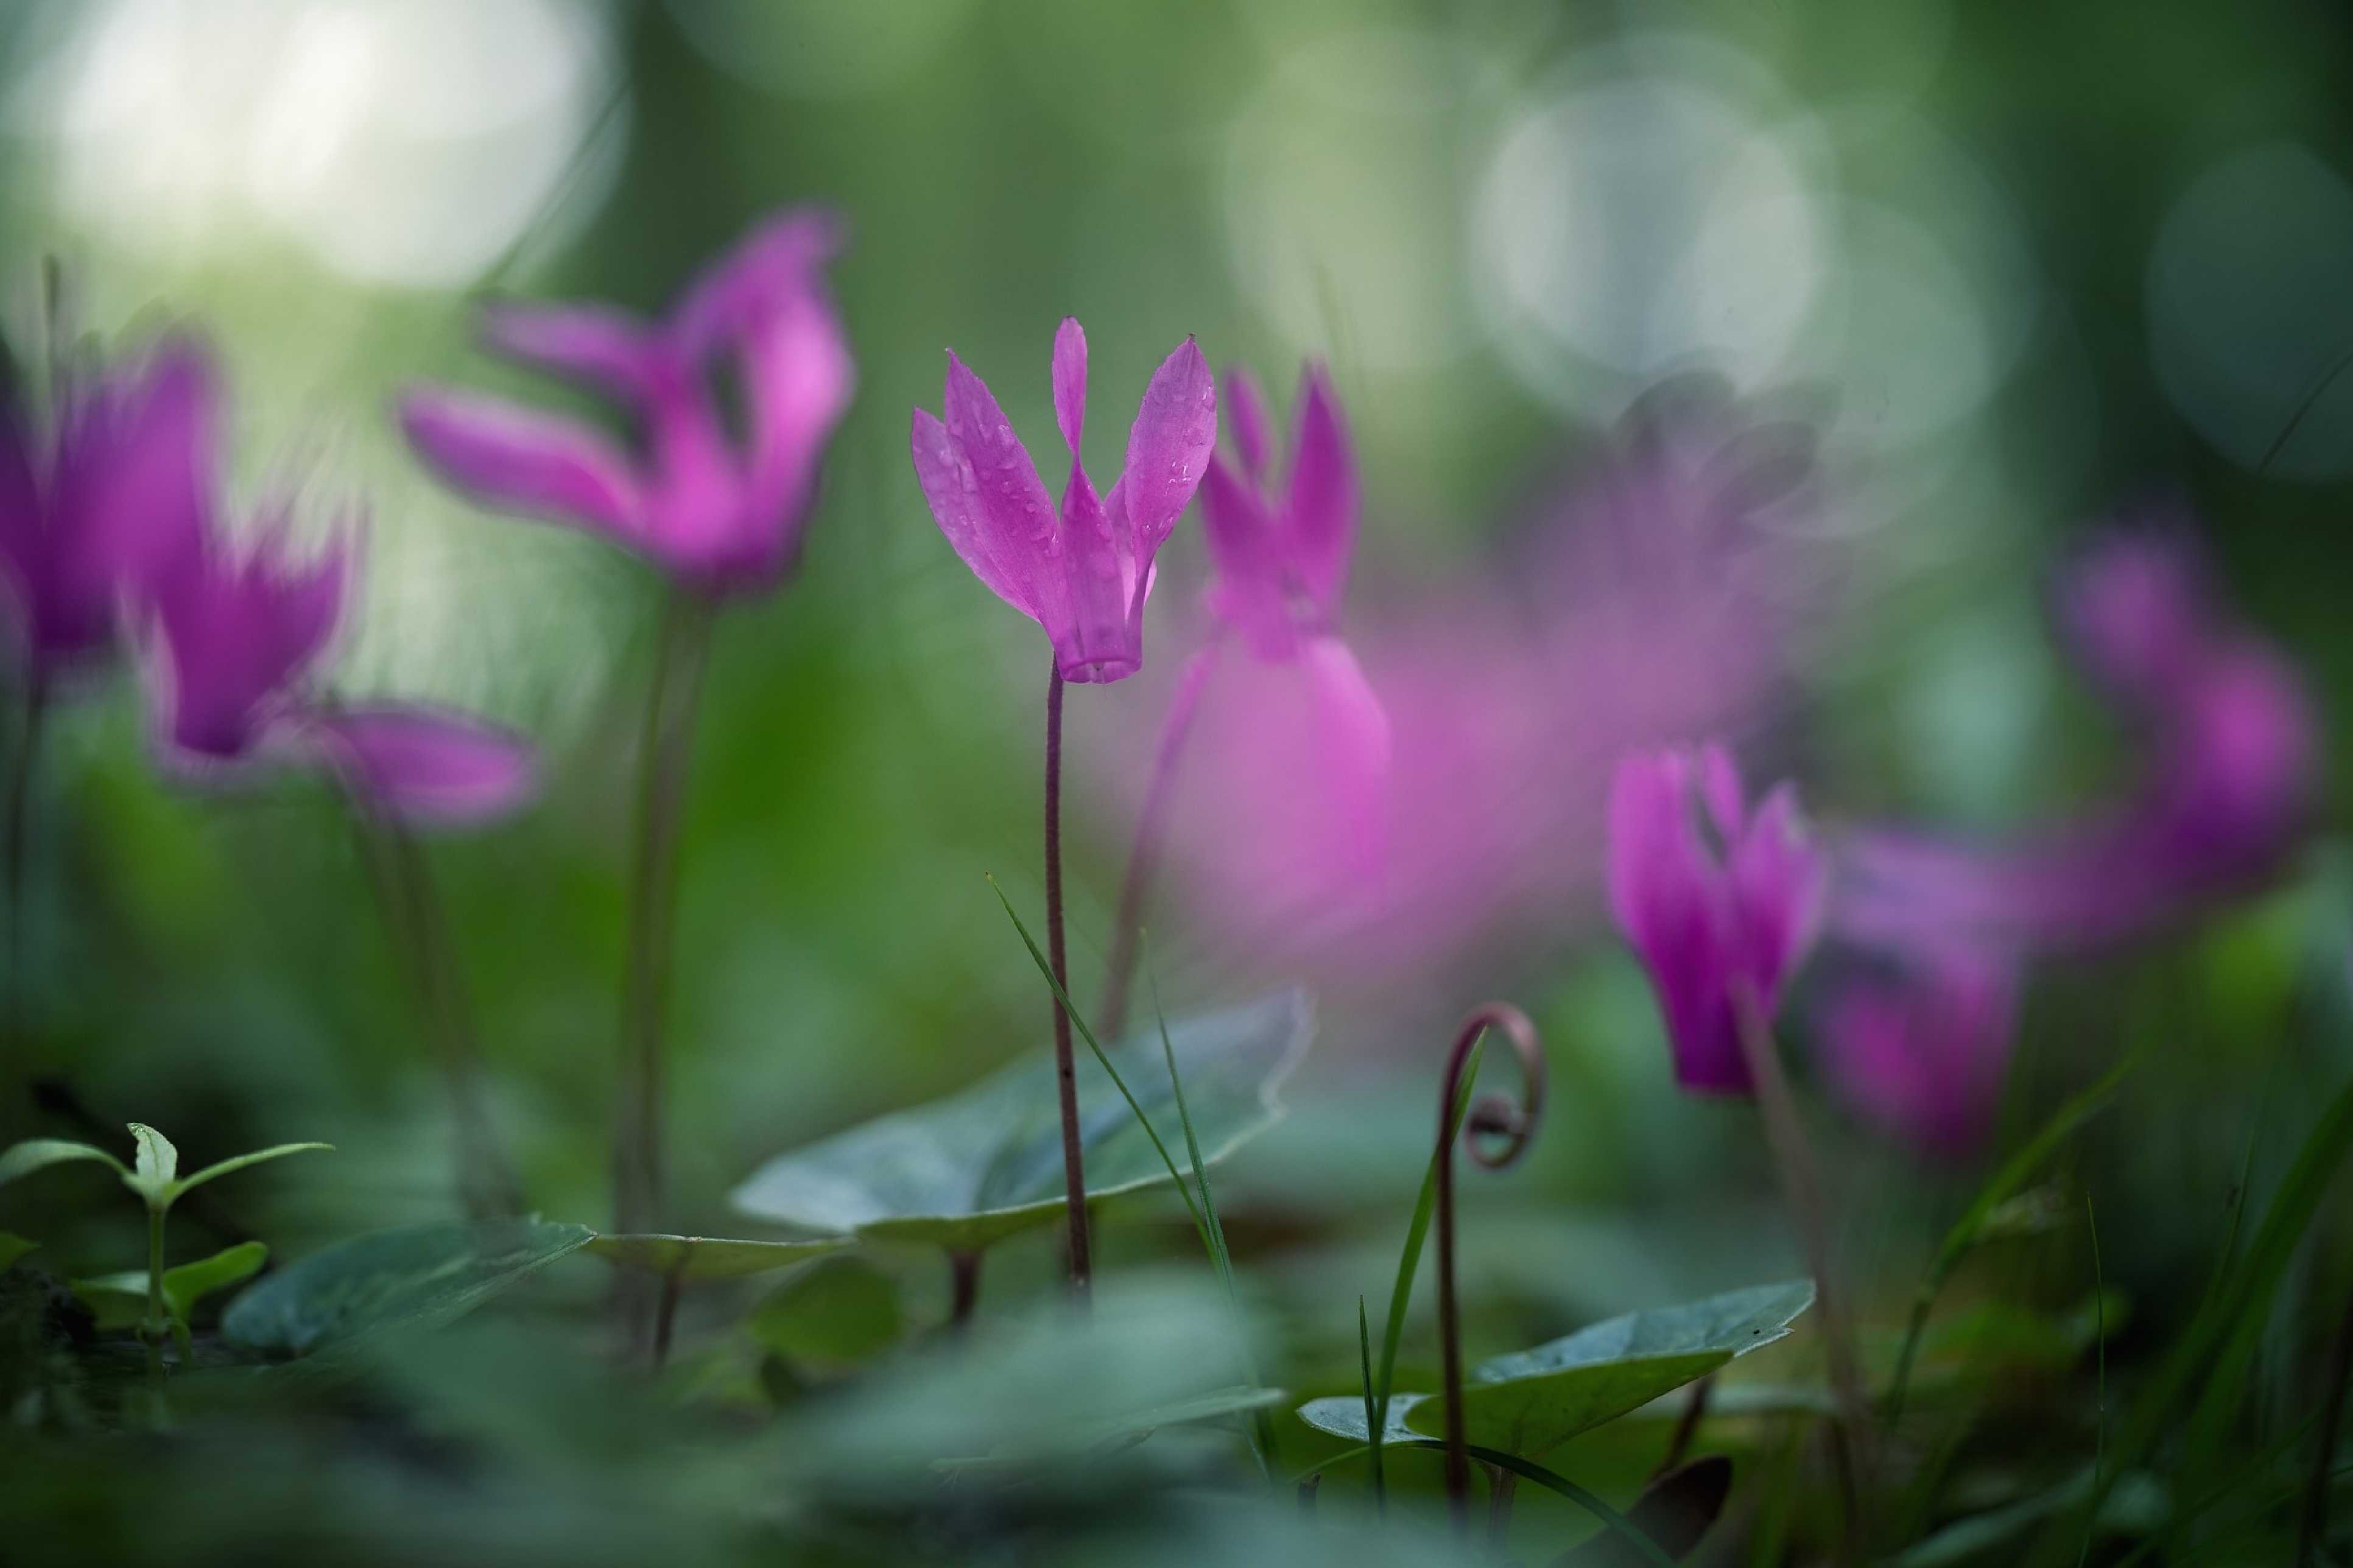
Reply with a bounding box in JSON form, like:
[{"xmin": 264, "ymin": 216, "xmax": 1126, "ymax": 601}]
[{"xmin": 0, "ymin": 1123, "xmax": 329, "ymax": 1379}]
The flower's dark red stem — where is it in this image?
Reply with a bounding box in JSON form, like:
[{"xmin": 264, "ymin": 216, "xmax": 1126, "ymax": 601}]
[
  {"xmin": 651, "ymin": 1259, "xmax": 687, "ymax": 1371},
  {"xmin": 3, "ymin": 679, "xmax": 43, "ymax": 1056},
  {"xmin": 614, "ymin": 591, "xmax": 716, "ymax": 1340},
  {"xmin": 1098, "ymin": 641, "xmax": 1222, "ymax": 1041},
  {"xmin": 1043, "ymin": 661, "xmax": 1091, "ymax": 1295},
  {"xmin": 948, "ymin": 1251, "xmax": 982, "ymax": 1329},
  {"xmin": 1435, "ymin": 1002, "xmax": 1546, "ymax": 1533},
  {"xmin": 1732, "ymin": 987, "xmax": 1868, "ymax": 1556}
]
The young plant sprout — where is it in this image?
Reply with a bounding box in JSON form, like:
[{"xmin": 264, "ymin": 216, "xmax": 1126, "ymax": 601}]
[{"xmin": 0, "ymin": 1123, "xmax": 328, "ymax": 1391}]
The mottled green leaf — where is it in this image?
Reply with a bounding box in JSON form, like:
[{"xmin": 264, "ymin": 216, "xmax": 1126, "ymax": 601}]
[
  {"xmin": 222, "ymin": 1219, "xmax": 593, "ymax": 1359},
  {"xmin": 1298, "ymin": 1281, "xmax": 1812, "ymax": 1457},
  {"xmin": 731, "ymin": 990, "xmax": 1312, "ymax": 1251},
  {"xmin": 585, "ymin": 1232, "xmax": 849, "ymax": 1281}
]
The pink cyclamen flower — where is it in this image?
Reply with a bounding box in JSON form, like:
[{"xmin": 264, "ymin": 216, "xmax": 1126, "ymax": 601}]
[
  {"xmin": 1195, "ymin": 360, "xmax": 1388, "ymax": 858},
  {"xmin": 401, "ymin": 209, "xmax": 854, "ymax": 596},
  {"xmin": 0, "ymin": 337, "xmax": 212, "ymax": 685},
  {"xmin": 142, "ymin": 516, "xmax": 535, "ymax": 829},
  {"xmin": 1818, "ymin": 937, "xmax": 2018, "ymax": 1160},
  {"xmin": 1606, "ymin": 744, "xmax": 1827, "ymax": 1094},
  {"xmin": 910, "ymin": 318, "xmax": 1215, "ymax": 683}
]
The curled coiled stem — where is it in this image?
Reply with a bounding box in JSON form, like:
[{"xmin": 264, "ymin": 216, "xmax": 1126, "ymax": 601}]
[{"xmin": 1435, "ymin": 1002, "xmax": 1546, "ymax": 1530}]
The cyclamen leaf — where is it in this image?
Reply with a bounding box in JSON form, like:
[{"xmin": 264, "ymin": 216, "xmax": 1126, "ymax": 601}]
[
  {"xmin": 730, "ymin": 990, "xmax": 1312, "ymax": 1251},
  {"xmin": 1296, "ymin": 1281, "xmax": 1813, "ymax": 1458},
  {"xmin": 586, "ymin": 1232, "xmax": 849, "ymax": 1281},
  {"xmin": 223, "ymin": 1218, "xmax": 593, "ymax": 1360}
]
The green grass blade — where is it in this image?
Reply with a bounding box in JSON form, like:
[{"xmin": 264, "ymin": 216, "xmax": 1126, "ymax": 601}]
[
  {"xmin": 2027, "ymin": 1067, "xmax": 2353, "ymax": 1567},
  {"xmin": 1889, "ymin": 1053, "xmax": 2134, "ymax": 1423},
  {"xmin": 2078, "ymin": 1192, "xmax": 2104, "ymax": 1568},
  {"xmin": 1359, "ymin": 1296, "xmax": 1384, "ymax": 1508},
  {"xmin": 986, "ymin": 876, "xmax": 1209, "ymax": 1249}
]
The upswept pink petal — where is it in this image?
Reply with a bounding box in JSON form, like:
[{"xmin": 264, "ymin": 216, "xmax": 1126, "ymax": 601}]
[
  {"xmin": 940, "ymin": 352, "xmax": 1061, "ymax": 591},
  {"xmin": 670, "ymin": 208, "xmax": 843, "ymax": 359},
  {"xmin": 910, "ymin": 409, "xmax": 1039, "ymax": 621},
  {"xmin": 740, "ymin": 284, "xmax": 854, "ymax": 555},
  {"xmin": 307, "ymin": 705, "xmax": 539, "ymax": 827},
  {"xmin": 2063, "ymin": 530, "xmax": 2207, "ymax": 700},
  {"xmin": 1119, "ymin": 335, "xmax": 1217, "ymax": 554},
  {"xmin": 399, "ymin": 388, "xmax": 645, "ymax": 544},
  {"xmin": 1282, "ymin": 364, "xmax": 1357, "ymax": 612},
  {"xmin": 146, "ymin": 521, "xmax": 352, "ymax": 762},
  {"xmin": 1301, "ymin": 635, "xmax": 1392, "ymax": 876},
  {"xmin": 1820, "ymin": 940, "xmax": 2017, "ymax": 1159},
  {"xmin": 477, "ymin": 301, "xmax": 659, "ymax": 402},
  {"xmin": 1222, "ymin": 365, "xmax": 1271, "ymax": 481},
  {"xmin": 1694, "ymin": 742, "xmax": 1745, "ymax": 846},
  {"xmin": 1197, "ymin": 452, "xmax": 1291, "ymax": 657},
  {"xmin": 1731, "ymin": 782, "xmax": 1826, "ymax": 996},
  {"xmin": 41, "ymin": 337, "xmax": 219, "ymax": 663},
  {"xmin": 1052, "ymin": 317, "xmax": 1087, "ymax": 457},
  {"xmin": 1052, "ymin": 462, "xmax": 1138, "ymax": 683}
]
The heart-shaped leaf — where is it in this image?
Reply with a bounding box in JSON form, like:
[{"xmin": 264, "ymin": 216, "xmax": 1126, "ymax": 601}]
[
  {"xmin": 585, "ymin": 1232, "xmax": 849, "ymax": 1281},
  {"xmin": 223, "ymin": 1219, "xmax": 593, "ymax": 1359},
  {"xmin": 1297, "ymin": 1281, "xmax": 1812, "ymax": 1457},
  {"xmin": 731, "ymin": 990, "xmax": 1313, "ymax": 1251},
  {"xmin": 74, "ymin": 1240, "xmax": 271, "ymax": 1330}
]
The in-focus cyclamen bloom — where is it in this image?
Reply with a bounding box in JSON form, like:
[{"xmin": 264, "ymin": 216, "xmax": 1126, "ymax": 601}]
[
  {"xmin": 1606, "ymin": 744, "xmax": 1827, "ymax": 1093},
  {"xmin": 911, "ymin": 318, "xmax": 1215, "ymax": 683},
  {"xmin": 0, "ymin": 337, "xmax": 211, "ymax": 685},
  {"xmin": 401, "ymin": 210, "xmax": 854, "ymax": 596},
  {"xmin": 142, "ymin": 516, "xmax": 534, "ymax": 829}
]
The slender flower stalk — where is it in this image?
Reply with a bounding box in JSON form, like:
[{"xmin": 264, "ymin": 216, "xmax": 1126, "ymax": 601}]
[
  {"xmin": 613, "ymin": 591, "xmax": 715, "ymax": 1250},
  {"xmin": 1041, "ymin": 662, "xmax": 1091, "ymax": 1292},
  {"xmin": 345, "ymin": 786, "xmax": 524, "ymax": 1218},
  {"xmin": 3, "ymin": 682, "xmax": 43, "ymax": 1046},
  {"xmin": 1733, "ymin": 988, "xmax": 1869, "ymax": 1547},
  {"xmin": 1097, "ymin": 640, "xmax": 1222, "ymax": 1040},
  {"xmin": 1433, "ymin": 1002, "xmax": 1546, "ymax": 1532}
]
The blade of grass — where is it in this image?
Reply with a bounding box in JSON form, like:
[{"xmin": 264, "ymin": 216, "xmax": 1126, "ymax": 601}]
[
  {"xmin": 2078, "ymin": 1192, "xmax": 2105, "ymax": 1568},
  {"xmin": 1359, "ymin": 1297, "xmax": 1383, "ymax": 1509},
  {"xmin": 2027, "ymin": 1067, "xmax": 2353, "ymax": 1567},
  {"xmin": 1147, "ymin": 954, "xmax": 1273, "ymax": 1479},
  {"xmin": 989, "ymin": 881, "xmax": 1269, "ymax": 1478},
  {"xmin": 1888, "ymin": 1052, "xmax": 2136, "ymax": 1424},
  {"xmin": 1371, "ymin": 1038, "xmax": 1485, "ymax": 1508},
  {"xmin": 987, "ymin": 876, "xmax": 1209, "ymax": 1249},
  {"xmin": 1281, "ymin": 1438, "xmax": 1674, "ymax": 1567}
]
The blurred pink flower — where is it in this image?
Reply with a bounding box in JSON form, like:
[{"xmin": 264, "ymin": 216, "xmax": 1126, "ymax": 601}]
[
  {"xmin": 911, "ymin": 318, "xmax": 1215, "ymax": 683},
  {"xmin": 1606, "ymin": 743, "xmax": 1827, "ymax": 1094},
  {"xmin": 1115, "ymin": 380, "xmax": 1821, "ymax": 981},
  {"xmin": 0, "ymin": 336, "xmax": 213, "ymax": 686},
  {"xmin": 1817, "ymin": 937, "xmax": 2018, "ymax": 1159},
  {"xmin": 140, "ymin": 514, "xmax": 536, "ymax": 829},
  {"xmin": 1838, "ymin": 529, "xmax": 2315, "ymax": 952},
  {"xmin": 402, "ymin": 209, "xmax": 854, "ymax": 596}
]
